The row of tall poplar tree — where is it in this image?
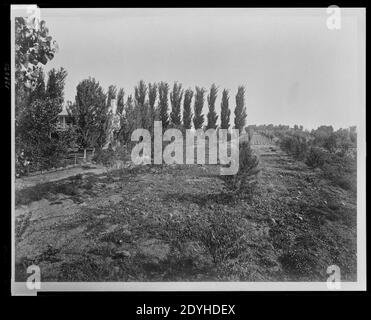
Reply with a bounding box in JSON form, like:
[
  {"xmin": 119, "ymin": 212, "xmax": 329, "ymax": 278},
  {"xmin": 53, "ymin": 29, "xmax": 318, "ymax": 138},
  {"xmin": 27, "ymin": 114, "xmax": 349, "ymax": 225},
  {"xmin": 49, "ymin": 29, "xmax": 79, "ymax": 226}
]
[{"xmin": 67, "ymin": 79, "xmax": 248, "ymax": 152}]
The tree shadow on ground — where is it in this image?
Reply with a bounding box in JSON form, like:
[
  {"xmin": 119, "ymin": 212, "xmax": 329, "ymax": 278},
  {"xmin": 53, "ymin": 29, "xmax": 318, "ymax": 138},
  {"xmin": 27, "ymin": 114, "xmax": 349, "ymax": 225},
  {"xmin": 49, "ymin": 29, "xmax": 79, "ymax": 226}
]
[{"xmin": 163, "ymin": 191, "xmax": 237, "ymax": 207}]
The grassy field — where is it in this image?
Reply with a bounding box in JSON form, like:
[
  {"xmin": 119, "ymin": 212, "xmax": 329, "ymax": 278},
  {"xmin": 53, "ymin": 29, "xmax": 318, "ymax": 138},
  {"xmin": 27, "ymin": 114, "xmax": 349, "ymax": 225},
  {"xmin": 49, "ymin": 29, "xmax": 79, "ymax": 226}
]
[{"xmin": 14, "ymin": 135, "xmax": 357, "ymax": 282}]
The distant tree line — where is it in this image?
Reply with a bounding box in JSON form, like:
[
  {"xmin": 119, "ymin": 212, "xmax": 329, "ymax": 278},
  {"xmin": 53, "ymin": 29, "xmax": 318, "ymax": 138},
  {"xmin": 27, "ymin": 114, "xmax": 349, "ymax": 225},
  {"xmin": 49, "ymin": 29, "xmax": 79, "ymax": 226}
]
[
  {"xmin": 253, "ymin": 124, "xmax": 357, "ymax": 192},
  {"xmin": 252, "ymin": 124, "xmax": 357, "ymax": 156}
]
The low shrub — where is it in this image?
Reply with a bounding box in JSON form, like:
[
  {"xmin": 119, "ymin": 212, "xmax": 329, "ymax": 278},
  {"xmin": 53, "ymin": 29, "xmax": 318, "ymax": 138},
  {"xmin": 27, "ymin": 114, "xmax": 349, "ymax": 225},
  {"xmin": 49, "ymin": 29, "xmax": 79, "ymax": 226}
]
[
  {"xmin": 305, "ymin": 147, "xmax": 326, "ymax": 168},
  {"xmin": 54, "ymin": 183, "xmax": 79, "ymax": 196},
  {"xmin": 322, "ymin": 165, "xmax": 356, "ymax": 192},
  {"xmin": 197, "ymin": 211, "xmax": 247, "ymax": 263},
  {"xmin": 280, "ymin": 134, "xmax": 308, "ymax": 160},
  {"xmin": 164, "ymin": 209, "xmax": 247, "ymax": 264},
  {"xmin": 92, "ymin": 148, "xmax": 115, "ymax": 166},
  {"xmin": 278, "ymin": 249, "xmax": 318, "ymax": 279},
  {"xmin": 321, "ymin": 153, "xmax": 357, "ymax": 192},
  {"xmin": 93, "ymin": 145, "xmax": 130, "ymax": 167},
  {"xmin": 221, "ymin": 141, "xmax": 260, "ymax": 195}
]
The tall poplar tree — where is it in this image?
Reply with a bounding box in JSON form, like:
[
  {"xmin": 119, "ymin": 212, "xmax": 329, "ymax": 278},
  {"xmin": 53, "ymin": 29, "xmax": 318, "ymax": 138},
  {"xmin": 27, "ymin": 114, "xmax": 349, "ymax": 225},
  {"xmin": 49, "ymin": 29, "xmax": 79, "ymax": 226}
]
[
  {"xmin": 116, "ymin": 88, "xmax": 125, "ymax": 115},
  {"xmin": 157, "ymin": 82, "xmax": 170, "ymax": 128},
  {"xmin": 148, "ymin": 82, "xmax": 157, "ymax": 120},
  {"xmin": 206, "ymin": 84, "xmax": 218, "ymax": 130},
  {"xmin": 68, "ymin": 77, "xmax": 108, "ymax": 152},
  {"xmin": 182, "ymin": 88, "xmax": 193, "ymax": 129},
  {"xmin": 170, "ymin": 82, "xmax": 183, "ymax": 126},
  {"xmin": 220, "ymin": 89, "xmax": 231, "ymax": 129},
  {"xmin": 234, "ymin": 86, "xmax": 247, "ymax": 133},
  {"xmin": 193, "ymin": 86, "xmax": 205, "ymax": 129},
  {"xmin": 134, "ymin": 80, "xmax": 148, "ymax": 129},
  {"xmin": 45, "ymin": 67, "xmax": 68, "ymax": 106}
]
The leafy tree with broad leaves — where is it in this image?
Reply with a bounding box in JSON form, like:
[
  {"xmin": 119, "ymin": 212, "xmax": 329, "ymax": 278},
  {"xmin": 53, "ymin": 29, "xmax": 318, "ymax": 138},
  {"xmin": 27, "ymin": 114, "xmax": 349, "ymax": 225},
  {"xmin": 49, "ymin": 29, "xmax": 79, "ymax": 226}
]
[
  {"xmin": 15, "ymin": 17, "xmax": 58, "ymax": 89},
  {"xmin": 220, "ymin": 89, "xmax": 231, "ymax": 129},
  {"xmin": 16, "ymin": 67, "xmax": 68, "ymax": 174},
  {"xmin": 68, "ymin": 78, "xmax": 108, "ymax": 154},
  {"xmin": 206, "ymin": 84, "xmax": 218, "ymax": 130},
  {"xmin": 14, "ymin": 16, "xmax": 75, "ymax": 175},
  {"xmin": 193, "ymin": 86, "xmax": 205, "ymax": 129},
  {"xmin": 234, "ymin": 86, "xmax": 247, "ymax": 133},
  {"xmin": 15, "ymin": 16, "xmax": 58, "ymax": 121},
  {"xmin": 170, "ymin": 82, "xmax": 183, "ymax": 126},
  {"xmin": 157, "ymin": 82, "xmax": 170, "ymax": 129},
  {"xmin": 182, "ymin": 88, "xmax": 193, "ymax": 129},
  {"xmin": 16, "ymin": 98, "xmax": 66, "ymax": 173}
]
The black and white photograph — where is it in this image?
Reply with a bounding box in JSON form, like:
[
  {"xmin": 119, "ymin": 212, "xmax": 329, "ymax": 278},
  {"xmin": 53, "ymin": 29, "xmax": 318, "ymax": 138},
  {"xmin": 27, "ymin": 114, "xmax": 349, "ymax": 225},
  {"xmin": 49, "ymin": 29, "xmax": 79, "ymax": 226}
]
[{"xmin": 11, "ymin": 6, "xmax": 366, "ymax": 295}]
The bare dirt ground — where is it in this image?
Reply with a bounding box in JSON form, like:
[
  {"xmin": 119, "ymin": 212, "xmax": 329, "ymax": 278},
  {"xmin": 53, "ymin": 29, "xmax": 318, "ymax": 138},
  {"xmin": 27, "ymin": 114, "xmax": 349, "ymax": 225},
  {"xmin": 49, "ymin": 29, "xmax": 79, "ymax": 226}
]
[
  {"xmin": 14, "ymin": 134, "xmax": 356, "ymax": 282},
  {"xmin": 15, "ymin": 164, "xmax": 107, "ymax": 191}
]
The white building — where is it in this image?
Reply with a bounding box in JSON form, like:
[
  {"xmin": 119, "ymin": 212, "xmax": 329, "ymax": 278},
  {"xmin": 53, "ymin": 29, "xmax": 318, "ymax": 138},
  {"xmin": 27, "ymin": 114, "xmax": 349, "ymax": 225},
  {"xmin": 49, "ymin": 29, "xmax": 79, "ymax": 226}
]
[{"xmin": 56, "ymin": 104, "xmax": 70, "ymax": 131}]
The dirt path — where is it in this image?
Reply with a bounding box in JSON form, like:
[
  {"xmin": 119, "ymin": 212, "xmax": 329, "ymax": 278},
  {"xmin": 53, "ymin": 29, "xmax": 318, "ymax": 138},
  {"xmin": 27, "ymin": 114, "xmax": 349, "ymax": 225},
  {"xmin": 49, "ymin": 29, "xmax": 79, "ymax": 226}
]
[
  {"xmin": 250, "ymin": 132, "xmax": 272, "ymax": 145},
  {"xmin": 14, "ymin": 135, "xmax": 356, "ymax": 282},
  {"xmin": 249, "ymin": 137, "xmax": 356, "ymax": 281},
  {"xmin": 15, "ymin": 164, "xmax": 107, "ymax": 191}
]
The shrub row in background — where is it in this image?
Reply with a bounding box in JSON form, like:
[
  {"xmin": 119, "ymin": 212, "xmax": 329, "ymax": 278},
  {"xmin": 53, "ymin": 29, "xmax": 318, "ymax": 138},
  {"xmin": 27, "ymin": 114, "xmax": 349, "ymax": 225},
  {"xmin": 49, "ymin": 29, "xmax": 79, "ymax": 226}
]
[{"xmin": 277, "ymin": 130, "xmax": 356, "ymax": 193}]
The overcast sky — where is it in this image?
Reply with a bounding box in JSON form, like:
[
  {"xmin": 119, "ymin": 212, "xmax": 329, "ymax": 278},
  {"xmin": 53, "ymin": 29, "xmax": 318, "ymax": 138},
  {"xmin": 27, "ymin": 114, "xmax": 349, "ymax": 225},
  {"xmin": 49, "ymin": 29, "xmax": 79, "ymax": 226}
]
[{"xmin": 40, "ymin": 8, "xmax": 365, "ymax": 130}]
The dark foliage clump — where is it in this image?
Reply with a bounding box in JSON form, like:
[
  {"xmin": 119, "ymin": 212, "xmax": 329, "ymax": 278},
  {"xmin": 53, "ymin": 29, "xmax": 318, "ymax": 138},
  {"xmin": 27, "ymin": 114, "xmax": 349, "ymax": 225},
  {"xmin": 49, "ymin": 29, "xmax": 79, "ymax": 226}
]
[
  {"xmin": 305, "ymin": 147, "xmax": 326, "ymax": 168},
  {"xmin": 221, "ymin": 141, "xmax": 260, "ymax": 196}
]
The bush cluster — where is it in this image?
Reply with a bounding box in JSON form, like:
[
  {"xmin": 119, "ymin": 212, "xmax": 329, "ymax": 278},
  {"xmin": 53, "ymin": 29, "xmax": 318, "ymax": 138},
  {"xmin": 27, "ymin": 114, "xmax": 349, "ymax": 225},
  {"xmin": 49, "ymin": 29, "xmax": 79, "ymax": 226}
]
[
  {"xmin": 322, "ymin": 153, "xmax": 357, "ymax": 192},
  {"xmin": 164, "ymin": 209, "xmax": 247, "ymax": 264},
  {"xmin": 261, "ymin": 125, "xmax": 357, "ymax": 192},
  {"xmin": 305, "ymin": 147, "xmax": 326, "ymax": 168},
  {"xmin": 221, "ymin": 141, "xmax": 260, "ymax": 196},
  {"xmin": 92, "ymin": 144, "xmax": 130, "ymax": 167},
  {"xmin": 280, "ymin": 134, "xmax": 309, "ymax": 160}
]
